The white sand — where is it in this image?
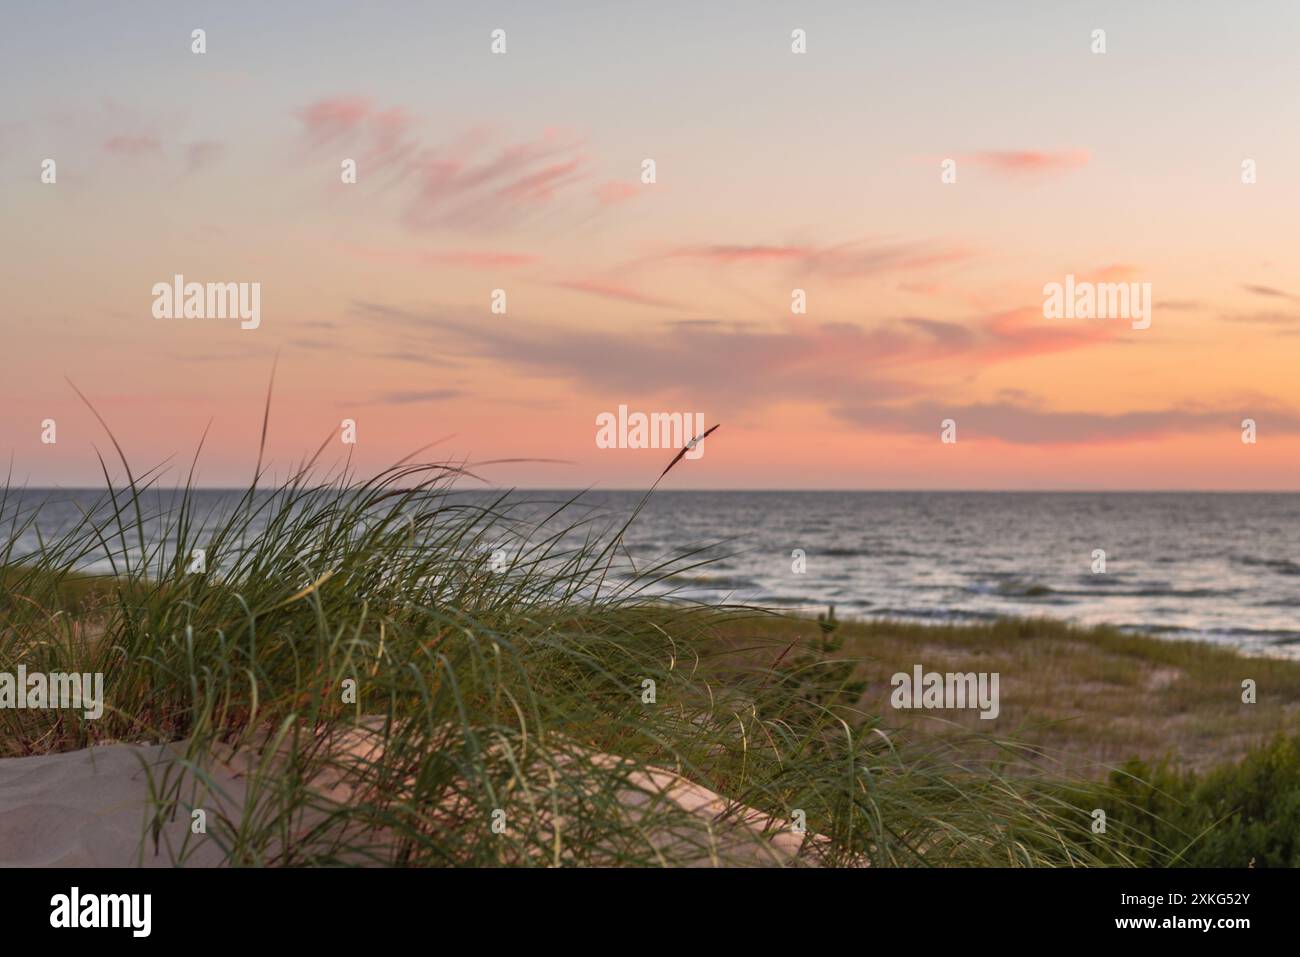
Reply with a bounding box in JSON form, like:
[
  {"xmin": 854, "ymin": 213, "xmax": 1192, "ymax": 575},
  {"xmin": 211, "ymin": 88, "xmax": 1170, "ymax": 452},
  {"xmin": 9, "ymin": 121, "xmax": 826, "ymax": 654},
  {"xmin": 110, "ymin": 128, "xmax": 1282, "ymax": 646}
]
[
  {"xmin": 0, "ymin": 741, "xmax": 235, "ymax": 866},
  {"xmin": 0, "ymin": 722, "xmax": 826, "ymax": 867}
]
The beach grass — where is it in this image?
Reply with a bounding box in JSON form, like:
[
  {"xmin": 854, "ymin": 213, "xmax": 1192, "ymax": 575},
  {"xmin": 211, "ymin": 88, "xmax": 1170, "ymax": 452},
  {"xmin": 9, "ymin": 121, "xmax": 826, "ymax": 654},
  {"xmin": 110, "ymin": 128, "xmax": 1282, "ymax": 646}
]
[
  {"xmin": 711, "ymin": 614, "xmax": 1300, "ymax": 777},
  {"xmin": 2, "ymin": 430, "xmax": 1291, "ymax": 866}
]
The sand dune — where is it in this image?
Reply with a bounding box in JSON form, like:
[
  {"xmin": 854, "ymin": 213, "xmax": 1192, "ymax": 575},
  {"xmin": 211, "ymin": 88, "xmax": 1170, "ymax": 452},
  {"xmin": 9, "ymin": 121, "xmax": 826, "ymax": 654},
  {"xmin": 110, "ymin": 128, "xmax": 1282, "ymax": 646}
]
[
  {"xmin": 0, "ymin": 741, "xmax": 232, "ymax": 867},
  {"xmin": 0, "ymin": 721, "xmax": 825, "ymax": 867}
]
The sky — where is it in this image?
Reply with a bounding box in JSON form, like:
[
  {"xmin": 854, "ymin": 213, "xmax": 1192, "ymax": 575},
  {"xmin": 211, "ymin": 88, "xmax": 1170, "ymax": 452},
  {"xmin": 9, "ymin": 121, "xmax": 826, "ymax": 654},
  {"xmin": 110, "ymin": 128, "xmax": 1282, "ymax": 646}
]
[{"xmin": 2, "ymin": 0, "xmax": 1299, "ymax": 490}]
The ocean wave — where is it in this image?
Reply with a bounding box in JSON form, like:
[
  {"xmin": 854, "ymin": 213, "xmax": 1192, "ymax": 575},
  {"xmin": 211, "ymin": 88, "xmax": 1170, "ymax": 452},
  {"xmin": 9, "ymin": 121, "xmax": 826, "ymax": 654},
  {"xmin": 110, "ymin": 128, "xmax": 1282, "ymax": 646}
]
[
  {"xmin": 1235, "ymin": 556, "xmax": 1300, "ymax": 575},
  {"xmin": 966, "ymin": 579, "xmax": 1057, "ymax": 598},
  {"xmin": 1060, "ymin": 585, "xmax": 1235, "ymax": 599},
  {"xmin": 665, "ymin": 573, "xmax": 760, "ymax": 590}
]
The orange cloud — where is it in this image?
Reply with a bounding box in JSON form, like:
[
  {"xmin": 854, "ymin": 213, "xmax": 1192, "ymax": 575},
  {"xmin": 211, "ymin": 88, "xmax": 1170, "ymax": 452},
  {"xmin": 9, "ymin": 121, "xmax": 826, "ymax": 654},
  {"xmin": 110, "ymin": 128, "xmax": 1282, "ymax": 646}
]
[
  {"xmin": 594, "ymin": 180, "xmax": 640, "ymax": 205},
  {"xmin": 350, "ymin": 295, "xmax": 1115, "ymax": 411},
  {"xmin": 958, "ymin": 150, "xmax": 1090, "ymax": 174},
  {"xmin": 668, "ymin": 244, "xmax": 812, "ymax": 263},
  {"xmin": 548, "ymin": 278, "xmax": 682, "ymax": 309},
  {"xmin": 662, "ymin": 239, "xmax": 974, "ymax": 278},
  {"xmin": 978, "ymin": 306, "xmax": 1119, "ymax": 362},
  {"xmin": 835, "ymin": 399, "xmax": 1300, "ymax": 445},
  {"xmin": 340, "ymin": 243, "xmax": 540, "ymax": 270},
  {"xmin": 1083, "ymin": 263, "xmax": 1141, "ymax": 282}
]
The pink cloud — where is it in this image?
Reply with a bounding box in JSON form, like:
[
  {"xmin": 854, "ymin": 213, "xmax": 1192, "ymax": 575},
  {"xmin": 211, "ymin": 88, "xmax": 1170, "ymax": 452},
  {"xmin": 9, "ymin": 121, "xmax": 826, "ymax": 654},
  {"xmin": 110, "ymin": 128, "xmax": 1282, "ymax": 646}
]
[
  {"xmin": 958, "ymin": 150, "xmax": 1090, "ymax": 174},
  {"xmin": 1083, "ymin": 263, "xmax": 1142, "ymax": 282},
  {"xmin": 835, "ymin": 399, "xmax": 1300, "ymax": 446},
  {"xmin": 977, "ymin": 306, "xmax": 1118, "ymax": 361},
  {"xmin": 662, "ymin": 239, "xmax": 974, "ymax": 278},
  {"xmin": 496, "ymin": 157, "xmax": 587, "ymax": 204},
  {"xmin": 668, "ymin": 244, "xmax": 813, "ymax": 263},
  {"xmin": 299, "ymin": 105, "xmax": 581, "ymax": 218},
  {"xmin": 548, "ymin": 278, "xmax": 682, "ymax": 310},
  {"xmin": 402, "ymin": 130, "xmax": 589, "ymax": 229},
  {"xmin": 594, "ymin": 180, "xmax": 640, "ymax": 206},
  {"xmin": 296, "ymin": 97, "xmax": 602, "ymax": 230},
  {"xmin": 364, "ymin": 107, "xmax": 415, "ymax": 166},
  {"xmin": 296, "ymin": 96, "xmax": 417, "ymax": 171},
  {"xmin": 103, "ymin": 134, "xmax": 162, "ymax": 157},
  {"xmin": 340, "ymin": 243, "xmax": 540, "ymax": 270},
  {"xmin": 428, "ymin": 250, "xmax": 540, "ymax": 269},
  {"xmin": 352, "ymin": 291, "xmax": 1119, "ymax": 409},
  {"xmin": 297, "ymin": 96, "xmax": 373, "ymax": 144}
]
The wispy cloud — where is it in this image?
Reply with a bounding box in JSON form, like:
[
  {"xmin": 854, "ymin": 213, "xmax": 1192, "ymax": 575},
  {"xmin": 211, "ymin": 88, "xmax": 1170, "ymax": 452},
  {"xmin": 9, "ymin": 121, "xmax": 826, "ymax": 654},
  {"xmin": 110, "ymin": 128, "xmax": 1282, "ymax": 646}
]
[
  {"xmin": 104, "ymin": 134, "xmax": 162, "ymax": 157},
  {"xmin": 340, "ymin": 243, "xmax": 541, "ymax": 270},
  {"xmin": 594, "ymin": 179, "xmax": 641, "ymax": 206},
  {"xmin": 1241, "ymin": 283, "xmax": 1299, "ymax": 302},
  {"xmin": 373, "ymin": 388, "xmax": 465, "ymax": 405},
  {"xmin": 403, "ymin": 136, "xmax": 588, "ymax": 229},
  {"xmin": 373, "ymin": 350, "xmax": 462, "ymax": 368},
  {"xmin": 834, "ymin": 398, "xmax": 1300, "ymax": 444},
  {"xmin": 349, "ymin": 298, "xmax": 1113, "ymax": 410},
  {"xmin": 295, "ymin": 97, "xmax": 592, "ymax": 231},
  {"xmin": 957, "ymin": 149, "xmax": 1090, "ymax": 175},
  {"xmin": 1219, "ymin": 311, "xmax": 1299, "ymax": 325},
  {"xmin": 297, "ymin": 96, "xmax": 373, "ymax": 144},
  {"xmin": 661, "ymin": 238, "xmax": 974, "ymax": 279},
  {"xmin": 1083, "ymin": 263, "xmax": 1141, "ymax": 282},
  {"xmin": 547, "ymin": 278, "xmax": 683, "ymax": 309}
]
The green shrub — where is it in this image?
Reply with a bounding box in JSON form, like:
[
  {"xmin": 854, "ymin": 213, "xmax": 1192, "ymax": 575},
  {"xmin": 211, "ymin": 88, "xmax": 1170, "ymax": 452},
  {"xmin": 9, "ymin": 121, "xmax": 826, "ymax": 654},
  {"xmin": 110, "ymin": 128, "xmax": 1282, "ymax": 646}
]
[{"xmin": 1087, "ymin": 734, "xmax": 1300, "ymax": 867}]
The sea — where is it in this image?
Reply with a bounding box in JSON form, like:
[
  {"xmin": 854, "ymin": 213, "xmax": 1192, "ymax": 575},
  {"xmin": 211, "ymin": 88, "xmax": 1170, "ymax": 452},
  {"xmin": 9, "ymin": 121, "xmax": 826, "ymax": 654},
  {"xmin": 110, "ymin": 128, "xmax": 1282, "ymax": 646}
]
[{"xmin": 6, "ymin": 489, "xmax": 1299, "ymax": 658}]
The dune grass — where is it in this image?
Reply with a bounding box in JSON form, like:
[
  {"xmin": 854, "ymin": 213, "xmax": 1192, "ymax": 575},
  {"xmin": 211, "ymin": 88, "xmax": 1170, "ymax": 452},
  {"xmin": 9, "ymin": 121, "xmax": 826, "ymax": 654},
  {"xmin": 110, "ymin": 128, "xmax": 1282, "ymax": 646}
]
[
  {"xmin": 0, "ymin": 414, "xmax": 1207, "ymax": 867},
  {"xmin": 709, "ymin": 616, "xmax": 1300, "ymax": 777}
]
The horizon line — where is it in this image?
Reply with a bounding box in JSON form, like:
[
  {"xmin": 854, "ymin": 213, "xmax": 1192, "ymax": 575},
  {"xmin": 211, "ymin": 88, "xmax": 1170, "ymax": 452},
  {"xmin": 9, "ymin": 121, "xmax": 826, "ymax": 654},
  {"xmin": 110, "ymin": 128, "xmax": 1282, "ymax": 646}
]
[{"xmin": 13, "ymin": 486, "xmax": 1300, "ymax": 495}]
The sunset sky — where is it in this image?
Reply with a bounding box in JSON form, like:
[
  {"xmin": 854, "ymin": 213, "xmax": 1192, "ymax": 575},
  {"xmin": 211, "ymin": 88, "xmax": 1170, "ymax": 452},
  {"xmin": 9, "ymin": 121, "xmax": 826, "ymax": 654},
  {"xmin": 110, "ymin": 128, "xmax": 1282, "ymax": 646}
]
[{"xmin": 3, "ymin": 1, "xmax": 1299, "ymax": 489}]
